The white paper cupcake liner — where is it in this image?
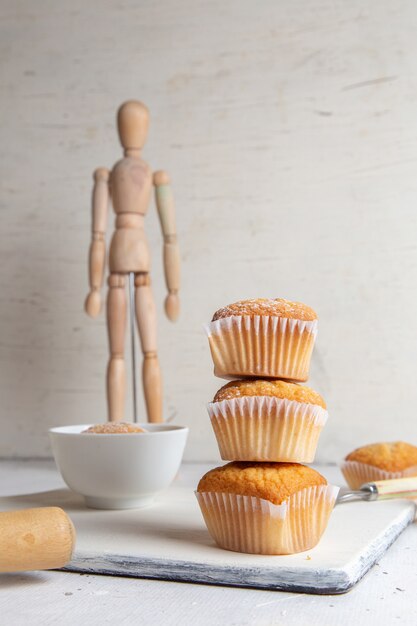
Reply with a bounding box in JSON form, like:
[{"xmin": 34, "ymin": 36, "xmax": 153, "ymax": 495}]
[
  {"xmin": 208, "ymin": 396, "xmax": 328, "ymax": 462},
  {"xmin": 205, "ymin": 315, "xmax": 318, "ymax": 381},
  {"xmin": 341, "ymin": 460, "xmax": 417, "ymax": 491},
  {"xmin": 196, "ymin": 484, "xmax": 339, "ymax": 555}
]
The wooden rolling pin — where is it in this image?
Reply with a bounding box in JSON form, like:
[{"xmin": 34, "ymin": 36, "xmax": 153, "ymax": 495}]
[{"xmin": 0, "ymin": 507, "xmax": 75, "ymax": 573}]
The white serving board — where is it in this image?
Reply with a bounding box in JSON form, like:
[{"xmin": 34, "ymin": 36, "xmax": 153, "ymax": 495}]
[{"xmin": 1, "ymin": 482, "xmax": 415, "ymax": 595}]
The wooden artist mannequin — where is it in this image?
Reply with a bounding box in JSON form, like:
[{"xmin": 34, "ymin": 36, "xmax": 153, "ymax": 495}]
[{"xmin": 85, "ymin": 101, "xmax": 180, "ymax": 423}]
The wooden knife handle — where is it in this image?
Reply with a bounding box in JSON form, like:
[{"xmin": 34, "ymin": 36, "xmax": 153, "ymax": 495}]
[
  {"xmin": 0, "ymin": 507, "xmax": 75, "ymax": 572},
  {"xmin": 367, "ymin": 476, "xmax": 417, "ymax": 500}
]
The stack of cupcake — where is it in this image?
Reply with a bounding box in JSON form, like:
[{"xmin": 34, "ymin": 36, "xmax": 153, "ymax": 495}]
[{"xmin": 195, "ymin": 298, "xmax": 339, "ymax": 555}]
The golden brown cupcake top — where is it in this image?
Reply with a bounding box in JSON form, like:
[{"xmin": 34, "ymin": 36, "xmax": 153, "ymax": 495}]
[
  {"xmin": 197, "ymin": 461, "xmax": 327, "ymax": 505},
  {"xmin": 83, "ymin": 422, "xmax": 146, "ymax": 434},
  {"xmin": 212, "ymin": 298, "xmax": 317, "ymax": 322},
  {"xmin": 213, "ymin": 379, "xmax": 326, "ymax": 408},
  {"xmin": 345, "ymin": 442, "xmax": 417, "ymax": 472}
]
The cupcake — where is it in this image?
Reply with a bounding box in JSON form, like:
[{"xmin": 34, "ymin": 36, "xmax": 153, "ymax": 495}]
[
  {"xmin": 341, "ymin": 442, "xmax": 417, "ymax": 490},
  {"xmin": 83, "ymin": 423, "xmax": 147, "ymax": 434},
  {"xmin": 208, "ymin": 379, "xmax": 328, "ymax": 462},
  {"xmin": 196, "ymin": 461, "xmax": 338, "ymax": 555},
  {"xmin": 205, "ymin": 298, "xmax": 318, "ymax": 381}
]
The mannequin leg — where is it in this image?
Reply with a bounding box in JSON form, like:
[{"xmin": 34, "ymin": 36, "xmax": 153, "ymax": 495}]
[
  {"xmin": 134, "ymin": 273, "xmax": 163, "ymax": 423},
  {"xmin": 106, "ymin": 273, "xmax": 127, "ymax": 422}
]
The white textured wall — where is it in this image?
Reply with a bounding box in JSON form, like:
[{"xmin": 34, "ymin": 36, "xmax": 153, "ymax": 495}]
[{"xmin": 1, "ymin": 1, "xmax": 417, "ymax": 461}]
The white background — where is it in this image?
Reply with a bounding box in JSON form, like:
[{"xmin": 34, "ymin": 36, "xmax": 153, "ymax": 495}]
[{"xmin": 1, "ymin": 0, "xmax": 417, "ymax": 461}]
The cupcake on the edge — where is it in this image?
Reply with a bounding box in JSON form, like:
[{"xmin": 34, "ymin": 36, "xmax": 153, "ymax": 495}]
[
  {"xmin": 208, "ymin": 379, "xmax": 328, "ymax": 462},
  {"xmin": 196, "ymin": 461, "xmax": 339, "ymax": 555},
  {"xmin": 205, "ymin": 298, "xmax": 318, "ymax": 381},
  {"xmin": 341, "ymin": 441, "xmax": 417, "ymax": 490}
]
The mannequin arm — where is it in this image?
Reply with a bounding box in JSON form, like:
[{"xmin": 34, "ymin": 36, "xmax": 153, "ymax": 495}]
[
  {"xmin": 153, "ymin": 170, "xmax": 180, "ymax": 321},
  {"xmin": 85, "ymin": 168, "xmax": 110, "ymax": 317}
]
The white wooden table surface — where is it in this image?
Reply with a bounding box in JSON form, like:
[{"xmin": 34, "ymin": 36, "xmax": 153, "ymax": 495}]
[{"xmin": 1, "ymin": 461, "xmax": 416, "ymax": 626}]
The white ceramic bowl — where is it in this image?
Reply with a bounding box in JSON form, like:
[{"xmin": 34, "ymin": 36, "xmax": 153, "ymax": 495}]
[{"xmin": 49, "ymin": 424, "xmax": 188, "ymax": 510}]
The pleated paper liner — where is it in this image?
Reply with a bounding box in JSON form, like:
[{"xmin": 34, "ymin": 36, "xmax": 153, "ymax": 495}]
[
  {"xmin": 196, "ymin": 484, "xmax": 339, "ymax": 555},
  {"xmin": 341, "ymin": 460, "xmax": 417, "ymax": 491},
  {"xmin": 208, "ymin": 396, "xmax": 328, "ymax": 462},
  {"xmin": 205, "ymin": 315, "xmax": 318, "ymax": 381}
]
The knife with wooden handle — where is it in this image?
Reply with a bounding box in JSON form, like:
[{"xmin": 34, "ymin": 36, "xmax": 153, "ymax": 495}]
[
  {"xmin": 337, "ymin": 476, "xmax": 417, "ymax": 503},
  {"xmin": 0, "ymin": 507, "xmax": 75, "ymax": 572}
]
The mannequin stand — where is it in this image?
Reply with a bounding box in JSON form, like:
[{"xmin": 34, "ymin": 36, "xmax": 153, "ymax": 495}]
[{"xmin": 129, "ymin": 272, "xmax": 138, "ymax": 422}]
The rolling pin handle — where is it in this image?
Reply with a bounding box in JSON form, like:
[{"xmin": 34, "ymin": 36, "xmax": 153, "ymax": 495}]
[{"xmin": 0, "ymin": 507, "xmax": 75, "ymax": 573}]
